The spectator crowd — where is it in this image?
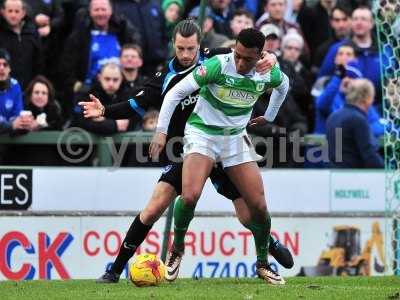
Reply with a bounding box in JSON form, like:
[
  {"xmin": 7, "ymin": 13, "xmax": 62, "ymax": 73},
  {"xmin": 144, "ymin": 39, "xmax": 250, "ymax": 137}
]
[{"xmin": 0, "ymin": 0, "xmax": 394, "ymax": 168}]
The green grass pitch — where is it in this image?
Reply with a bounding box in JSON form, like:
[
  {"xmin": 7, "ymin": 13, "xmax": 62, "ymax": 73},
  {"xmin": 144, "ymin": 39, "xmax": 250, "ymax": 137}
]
[{"xmin": 1, "ymin": 277, "xmax": 399, "ymax": 300}]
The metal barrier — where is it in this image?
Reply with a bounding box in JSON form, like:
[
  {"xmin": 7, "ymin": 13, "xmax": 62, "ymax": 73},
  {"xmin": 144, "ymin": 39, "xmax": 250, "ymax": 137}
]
[{"xmin": 0, "ymin": 131, "xmax": 326, "ymax": 166}]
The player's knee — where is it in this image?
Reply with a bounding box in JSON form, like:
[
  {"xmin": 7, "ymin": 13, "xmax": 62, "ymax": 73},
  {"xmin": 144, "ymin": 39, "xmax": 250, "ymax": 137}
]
[
  {"xmin": 181, "ymin": 189, "xmax": 200, "ymax": 208},
  {"xmin": 141, "ymin": 194, "xmax": 171, "ymax": 224},
  {"xmin": 247, "ymin": 192, "xmax": 266, "ymax": 212},
  {"xmin": 141, "ymin": 207, "xmax": 161, "ymax": 224},
  {"xmin": 255, "ymin": 200, "xmax": 267, "ymax": 213}
]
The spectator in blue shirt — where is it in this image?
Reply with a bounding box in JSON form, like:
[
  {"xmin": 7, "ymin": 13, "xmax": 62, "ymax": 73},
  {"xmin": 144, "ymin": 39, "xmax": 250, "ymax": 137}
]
[
  {"xmin": 326, "ymin": 78, "xmax": 383, "ymax": 168},
  {"xmin": 61, "ymin": 0, "xmax": 140, "ymax": 115},
  {"xmin": 0, "ymin": 48, "xmax": 29, "ymax": 134},
  {"xmin": 317, "ymin": 6, "xmax": 381, "ymax": 110},
  {"xmin": 314, "ymin": 43, "xmax": 384, "ymax": 137}
]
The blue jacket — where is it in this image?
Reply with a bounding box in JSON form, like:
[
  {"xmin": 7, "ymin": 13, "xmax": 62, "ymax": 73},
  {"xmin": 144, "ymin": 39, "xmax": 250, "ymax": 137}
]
[
  {"xmin": 0, "ymin": 78, "xmax": 23, "ymax": 133},
  {"xmin": 314, "ymin": 75, "xmax": 384, "ymax": 137},
  {"xmin": 326, "ymin": 104, "xmax": 383, "ymax": 168},
  {"xmin": 317, "ymin": 39, "xmax": 380, "ymax": 96}
]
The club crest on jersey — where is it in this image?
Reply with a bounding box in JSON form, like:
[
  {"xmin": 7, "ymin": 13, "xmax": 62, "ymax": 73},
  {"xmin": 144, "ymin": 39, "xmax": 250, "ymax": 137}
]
[
  {"xmin": 196, "ymin": 65, "xmax": 207, "ymax": 77},
  {"xmin": 256, "ymin": 82, "xmax": 265, "ymax": 92}
]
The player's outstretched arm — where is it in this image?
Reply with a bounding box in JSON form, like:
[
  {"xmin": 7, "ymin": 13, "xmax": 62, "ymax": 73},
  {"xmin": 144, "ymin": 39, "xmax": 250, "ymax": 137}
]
[{"xmin": 79, "ymin": 94, "xmax": 147, "ymax": 120}]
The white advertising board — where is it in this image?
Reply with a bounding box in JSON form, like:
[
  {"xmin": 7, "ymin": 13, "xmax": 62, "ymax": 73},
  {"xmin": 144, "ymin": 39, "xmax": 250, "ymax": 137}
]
[
  {"xmin": 0, "ymin": 168, "xmax": 385, "ymax": 212},
  {"xmin": 330, "ymin": 171, "xmax": 386, "ymax": 212},
  {"xmin": 0, "ymin": 216, "xmax": 389, "ymax": 281}
]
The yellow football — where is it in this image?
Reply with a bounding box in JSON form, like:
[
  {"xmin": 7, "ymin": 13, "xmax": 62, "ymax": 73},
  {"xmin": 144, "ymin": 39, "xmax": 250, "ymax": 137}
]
[{"xmin": 129, "ymin": 253, "xmax": 165, "ymax": 287}]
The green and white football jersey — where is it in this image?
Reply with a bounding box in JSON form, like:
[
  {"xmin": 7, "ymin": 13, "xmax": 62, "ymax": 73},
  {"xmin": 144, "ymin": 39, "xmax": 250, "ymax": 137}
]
[{"xmin": 189, "ymin": 51, "xmax": 283, "ymax": 135}]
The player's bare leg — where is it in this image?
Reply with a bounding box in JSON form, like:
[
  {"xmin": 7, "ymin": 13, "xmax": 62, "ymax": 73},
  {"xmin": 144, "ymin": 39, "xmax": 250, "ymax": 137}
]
[
  {"xmin": 233, "ymin": 198, "xmax": 294, "ymax": 269},
  {"xmin": 97, "ymin": 182, "xmax": 176, "ymax": 283},
  {"xmin": 141, "ymin": 182, "xmax": 177, "ymax": 224},
  {"xmin": 165, "ymin": 153, "xmax": 214, "ymax": 281},
  {"xmin": 226, "ymin": 161, "xmax": 285, "ymax": 285}
]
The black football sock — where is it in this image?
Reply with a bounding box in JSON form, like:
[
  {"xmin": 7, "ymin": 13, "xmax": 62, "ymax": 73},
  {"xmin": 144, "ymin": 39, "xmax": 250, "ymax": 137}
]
[
  {"xmin": 269, "ymin": 235, "xmax": 276, "ymax": 247},
  {"xmin": 110, "ymin": 214, "xmax": 153, "ymax": 275}
]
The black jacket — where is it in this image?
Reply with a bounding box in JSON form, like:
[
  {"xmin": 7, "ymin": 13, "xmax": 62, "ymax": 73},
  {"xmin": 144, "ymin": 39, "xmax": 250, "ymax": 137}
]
[
  {"xmin": 25, "ymin": 0, "xmax": 64, "ymax": 30},
  {"xmin": 0, "ymin": 17, "xmax": 43, "ymax": 89},
  {"xmin": 60, "ymin": 12, "xmax": 141, "ymax": 93},
  {"xmin": 26, "ymin": 101, "xmax": 64, "ymax": 130},
  {"xmin": 304, "ymin": 1, "xmax": 332, "ymax": 59},
  {"xmin": 112, "ymin": 0, "xmax": 168, "ymax": 74}
]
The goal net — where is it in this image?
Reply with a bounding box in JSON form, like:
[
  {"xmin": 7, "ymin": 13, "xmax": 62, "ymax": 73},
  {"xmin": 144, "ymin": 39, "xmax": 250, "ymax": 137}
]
[{"xmin": 374, "ymin": 0, "xmax": 400, "ymax": 276}]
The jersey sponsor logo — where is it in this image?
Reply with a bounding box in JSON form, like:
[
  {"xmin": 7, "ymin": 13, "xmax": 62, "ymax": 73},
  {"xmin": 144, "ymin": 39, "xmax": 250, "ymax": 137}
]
[
  {"xmin": 180, "ymin": 94, "xmax": 199, "ymax": 110},
  {"xmin": 196, "ymin": 65, "xmax": 207, "ymax": 77},
  {"xmin": 227, "ymin": 90, "xmax": 257, "ymax": 102}
]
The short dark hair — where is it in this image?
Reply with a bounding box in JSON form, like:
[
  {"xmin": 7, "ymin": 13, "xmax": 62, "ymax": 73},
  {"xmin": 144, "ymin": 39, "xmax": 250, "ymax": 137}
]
[
  {"xmin": 232, "ymin": 8, "xmax": 254, "ymax": 21},
  {"xmin": 236, "ymin": 28, "xmax": 265, "ymax": 52},
  {"xmin": 331, "ymin": 5, "xmax": 352, "ymax": 19},
  {"xmin": 172, "ymin": 19, "xmax": 202, "ymax": 43},
  {"xmin": 121, "ymin": 43, "xmax": 143, "ymax": 58}
]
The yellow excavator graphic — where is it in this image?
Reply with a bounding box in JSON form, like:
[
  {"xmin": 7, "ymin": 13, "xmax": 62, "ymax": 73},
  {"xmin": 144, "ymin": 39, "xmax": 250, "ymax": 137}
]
[{"xmin": 298, "ymin": 222, "xmax": 386, "ymax": 276}]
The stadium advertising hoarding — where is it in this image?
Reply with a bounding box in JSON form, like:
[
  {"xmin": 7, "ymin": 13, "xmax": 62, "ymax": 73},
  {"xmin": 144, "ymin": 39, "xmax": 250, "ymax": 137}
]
[
  {"xmin": 330, "ymin": 171, "xmax": 386, "ymax": 212},
  {"xmin": 0, "ymin": 216, "xmax": 388, "ymax": 280},
  {"xmin": 18, "ymin": 168, "xmax": 384, "ymax": 212},
  {"xmin": 0, "ymin": 169, "xmax": 32, "ymax": 210}
]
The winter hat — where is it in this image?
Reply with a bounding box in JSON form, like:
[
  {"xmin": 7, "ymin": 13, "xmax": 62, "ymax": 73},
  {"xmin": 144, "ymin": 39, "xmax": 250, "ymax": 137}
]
[
  {"xmin": 259, "ymin": 24, "xmax": 282, "ymax": 39},
  {"xmin": 162, "ymin": 0, "xmax": 184, "ymax": 12},
  {"xmin": 0, "ymin": 48, "xmax": 11, "ymax": 64},
  {"xmin": 281, "ymin": 31, "xmax": 304, "ymax": 50}
]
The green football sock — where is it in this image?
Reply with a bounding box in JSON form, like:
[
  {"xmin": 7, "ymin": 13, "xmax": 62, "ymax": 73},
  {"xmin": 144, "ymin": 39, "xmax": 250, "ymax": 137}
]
[
  {"xmin": 173, "ymin": 196, "xmax": 195, "ymax": 252},
  {"xmin": 246, "ymin": 213, "xmax": 271, "ymax": 263}
]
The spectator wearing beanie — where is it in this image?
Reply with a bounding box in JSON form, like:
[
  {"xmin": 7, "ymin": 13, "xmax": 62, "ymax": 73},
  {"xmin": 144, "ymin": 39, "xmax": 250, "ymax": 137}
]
[
  {"xmin": 162, "ymin": 0, "xmax": 184, "ymax": 57},
  {"xmin": 281, "ymin": 31, "xmax": 314, "ymax": 130}
]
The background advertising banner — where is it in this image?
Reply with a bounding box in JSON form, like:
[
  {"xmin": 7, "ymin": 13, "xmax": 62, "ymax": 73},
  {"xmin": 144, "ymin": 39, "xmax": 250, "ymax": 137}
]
[
  {"xmin": 0, "ymin": 216, "xmax": 389, "ymax": 280},
  {"xmin": 4, "ymin": 168, "xmax": 382, "ymax": 213}
]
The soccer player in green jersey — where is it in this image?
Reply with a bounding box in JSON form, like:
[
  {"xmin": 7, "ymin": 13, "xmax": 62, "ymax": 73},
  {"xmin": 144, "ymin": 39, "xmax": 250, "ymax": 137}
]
[{"xmin": 150, "ymin": 28, "xmax": 289, "ymax": 285}]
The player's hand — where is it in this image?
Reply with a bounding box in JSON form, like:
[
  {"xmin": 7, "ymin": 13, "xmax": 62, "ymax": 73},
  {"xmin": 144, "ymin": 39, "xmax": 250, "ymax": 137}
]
[
  {"xmin": 149, "ymin": 132, "xmax": 167, "ymax": 160},
  {"xmin": 78, "ymin": 94, "xmax": 104, "ymax": 118},
  {"xmin": 249, "ymin": 116, "xmax": 268, "ymax": 127},
  {"xmin": 256, "ymin": 51, "xmax": 277, "ymax": 74}
]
